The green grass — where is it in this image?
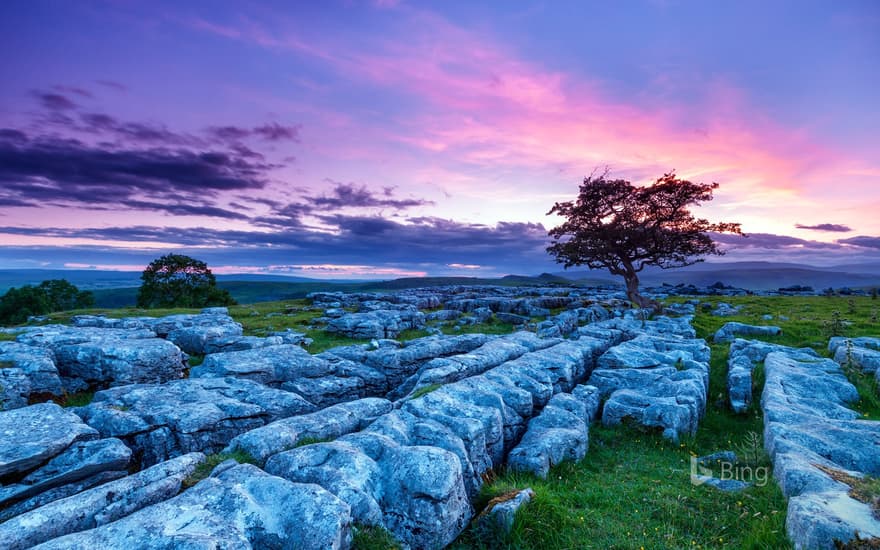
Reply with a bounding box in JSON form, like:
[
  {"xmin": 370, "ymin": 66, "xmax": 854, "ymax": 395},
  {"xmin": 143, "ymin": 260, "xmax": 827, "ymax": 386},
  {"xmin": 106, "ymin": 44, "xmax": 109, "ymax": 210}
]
[
  {"xmin": 410, "ymin": 383, "xmax": 443, "ymax": 400},
  {"xmin": 56, "ymin": 390, "xmax": 95, "ymax": 408},
  {"xmin": 352, "ymin": 524, "xmax": 403, "ymax": 550},
  {"xmin": 182, "ymin": 450, "xmax": 258, "ymax": 489},
  {"xmin": 454, "ymin": 295, "xmax": 880, "ymax": 549},
  {"xmin": 0, "ymin": 332, "xmax": 17, "ymax": 341}
]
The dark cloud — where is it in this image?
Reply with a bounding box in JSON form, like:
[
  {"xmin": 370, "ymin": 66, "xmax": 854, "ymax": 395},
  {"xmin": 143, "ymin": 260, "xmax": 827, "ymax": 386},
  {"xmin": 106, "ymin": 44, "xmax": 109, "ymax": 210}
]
[
  {"xmin": 0, "ymin": 130, "xmax": 272, "ymax": 216},
  {"xmin": 309, "ymin": 181, "xmax": 432, "ymax": 210},
  {"xmin": 208, "ymin": 123, "xmax": 300, "ymax": 143},
  {"xmin": 252, "ymin": 122, "xmax": 300, "ymax": 142},
  {"xmin": 0, "ymin": 217, "xmax": 551, "ymax": 270},
  {"xmin": 710, "ymin": 232, "xmax": 842, "ymax": 249},
  {"xmin": 32, "ymin": 91, "xmax": 77, "ymax": 111},
  {"xmin": 79, "ymin": 113, "xmax": 194, "ymax": 145},
  {"xmin": 837, "ymin": 236, "xmax": 880, "ymax": 249},
  {"xmin": 795, "ymin": 223, "xmax": 852, "ymax": 232},
  {"xmin": 0, "ymin": 87, "xmax": 309, "ymax": 220}
]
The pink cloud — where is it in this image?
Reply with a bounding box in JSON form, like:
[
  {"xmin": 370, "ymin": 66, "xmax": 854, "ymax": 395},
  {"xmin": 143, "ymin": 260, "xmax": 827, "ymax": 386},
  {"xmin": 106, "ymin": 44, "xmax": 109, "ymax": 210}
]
[{"xmin": 183, "ymin": 8, "xmax": 880, "ymax": 237}]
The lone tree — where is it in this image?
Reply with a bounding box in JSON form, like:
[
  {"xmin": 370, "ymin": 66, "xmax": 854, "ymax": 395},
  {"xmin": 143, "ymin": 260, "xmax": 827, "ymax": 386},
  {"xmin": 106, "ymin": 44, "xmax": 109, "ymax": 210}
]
[
  {"xmin": 137, "ymin": 254, "xmax": 235, "ymax": 309},
  {"xmin": 547, "ymin": 172, "xmax": 742, "ymax": 309}
]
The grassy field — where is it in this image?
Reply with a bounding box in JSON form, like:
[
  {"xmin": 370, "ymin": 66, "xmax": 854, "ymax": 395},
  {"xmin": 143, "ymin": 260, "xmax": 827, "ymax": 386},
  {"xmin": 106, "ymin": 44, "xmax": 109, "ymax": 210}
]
[
  {"xmin": 441, "ymin": 295, "xmax": 879, "ymax": 550},
  {"xmin": 6, "ymin": 292, "xmax": 878, "ymax": 549}
]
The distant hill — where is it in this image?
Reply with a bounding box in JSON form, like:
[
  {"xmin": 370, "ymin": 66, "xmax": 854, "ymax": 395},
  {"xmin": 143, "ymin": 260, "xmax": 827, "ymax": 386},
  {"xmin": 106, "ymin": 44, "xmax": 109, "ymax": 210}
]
[
  {"xmin": 553, "ymin": 261, "xmax": 880, "ymax": 290},
  {"xmin": 5, "ymin": 262, "xmax": 879, "ymax": 307},
  {"xmin": 88, "ymin": 274, "xmax": 574, "ymax": 307},
  {"xmin": 0, "ymin": 269, "xmax": 343, "ymax": 295}
]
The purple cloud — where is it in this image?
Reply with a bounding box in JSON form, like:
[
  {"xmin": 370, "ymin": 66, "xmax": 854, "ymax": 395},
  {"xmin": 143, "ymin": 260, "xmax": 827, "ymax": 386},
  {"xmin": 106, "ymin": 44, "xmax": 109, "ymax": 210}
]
[
  {"xmin": 795, "ymin": 223, "xmax": 852, "ymax": 232},
  {"xmin": 838, "ymin": 236, "xmax": 880, "ymax": 249}
]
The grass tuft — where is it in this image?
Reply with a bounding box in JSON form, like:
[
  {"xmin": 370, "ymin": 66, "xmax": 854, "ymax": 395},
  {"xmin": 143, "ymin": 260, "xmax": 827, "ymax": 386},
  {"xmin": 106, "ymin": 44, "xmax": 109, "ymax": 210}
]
[
  {"xmin": 352, "ymin": 523, "xmax": 403, "ymax": 550},
  {"xmin": 410, "ymin": 383, "xmax": 443, "ymax": 400},
  {"xmin": 182, "ymin": 450, "xmax": 258, "ymax": 489}
]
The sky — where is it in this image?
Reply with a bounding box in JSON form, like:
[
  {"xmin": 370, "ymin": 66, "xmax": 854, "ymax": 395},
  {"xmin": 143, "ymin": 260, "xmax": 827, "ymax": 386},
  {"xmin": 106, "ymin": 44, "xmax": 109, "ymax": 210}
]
[{"xmin": 0, "ymin": 0, "xmax": 878, "ymax": 278}]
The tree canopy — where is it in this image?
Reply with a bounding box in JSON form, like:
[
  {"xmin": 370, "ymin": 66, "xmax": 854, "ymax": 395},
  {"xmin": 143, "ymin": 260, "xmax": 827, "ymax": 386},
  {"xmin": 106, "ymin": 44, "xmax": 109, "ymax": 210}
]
[
  {"xmin": 0, "ymin": 279, "xmax": 95, "ymax": 325},
  {"xmin": 547, "ymin": 172, "xmax": 742, "ymax": 308},
  {"xmin": 136, "ymin": 254, "xmax": 235, "ymax": 309}
]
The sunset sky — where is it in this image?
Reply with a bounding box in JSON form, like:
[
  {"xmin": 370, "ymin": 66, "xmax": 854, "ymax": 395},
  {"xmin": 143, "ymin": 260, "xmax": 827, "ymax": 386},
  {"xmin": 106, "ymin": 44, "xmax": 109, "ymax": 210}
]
[{"xmin": 1, "ymin": 0, "xmax": 878, "ymax": 278}]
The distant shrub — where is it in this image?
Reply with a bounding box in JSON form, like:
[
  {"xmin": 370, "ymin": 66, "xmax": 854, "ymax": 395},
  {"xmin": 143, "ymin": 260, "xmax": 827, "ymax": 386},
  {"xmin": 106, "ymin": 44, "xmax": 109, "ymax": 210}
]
[
  {"xmin": 137, "ymin": 254, "xmax": 235, "ymax": 309},
  {"xmin": 0, "ymin": 279, "xmax": 94, "ymax": 325}
]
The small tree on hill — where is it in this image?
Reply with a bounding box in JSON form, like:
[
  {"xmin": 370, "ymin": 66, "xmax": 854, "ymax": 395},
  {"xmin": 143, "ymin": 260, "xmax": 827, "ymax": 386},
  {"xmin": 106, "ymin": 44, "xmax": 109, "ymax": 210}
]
[
  {"xmin": 547, "ymin": 172, "xmax": 742, "ymax": 309},
  {"xmin": 137, "ymin": 254, "xmax": 235, "ymax": 309},
  {"xmin": 38, "ymin": 279, "xmax": 95, "ymax": 311}
]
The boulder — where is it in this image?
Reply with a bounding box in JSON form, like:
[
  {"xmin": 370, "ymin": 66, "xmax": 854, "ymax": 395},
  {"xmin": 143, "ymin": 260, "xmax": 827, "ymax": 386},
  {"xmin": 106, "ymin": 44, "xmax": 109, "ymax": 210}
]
[
  {"xmin": 16, "ymin": 325, "xmax": 186, "ymax": 389},
  {"xmin": 0, "ymin": 437, "xmax": 130, "ymax": 508},
  {"xmin": 267, "ymin": 435, "xmax": 471, "ymax": 549},
  {"xmin": 76, "ymin": 377, "xmax": 314, "ymax": 468},
  {"xmin": 726, "ymin": 339, "xmax": 818, "ymax": 414},
  {"xmin": 0, "ymin": 342, "xmax": 62, "ymax": 409},
  {"xmin": 226, "ymin": 398, "xmax": 394, "ymax": 463},
  {"xmin": 828, "ymin": 336, "xmax": 880, "ymax": 354},
  {"xmin": 0, "ymin": 453, "xmax": 205, "ymax": 550},
  {"xmin": 394, "ymin": 332, "xmax": 558, "ymax": 399},
  {"xmin": 507, "ymin": 393, "xmax": 590, "ymax": 478},
  {"xmin": 477, "ymin": 488, "xmax": 535, "ymax": 534},
  {"xmin": 166, "ymin": 321, "xmax": 244, "ymax": 355},
  {"xmin": 326, "ymin": 309, "xmax": 425, "ymax": 339},
  {"xmin": 0, "ymin": 402, "xmax": 98, "ymax": 478},
  {"xmin": 713, "ymin": 322, "xmax": 781, "ymax": 343},
  {"xmin": 33, "ymin": 464, "xmax": 352, "ymax": 550},
  {"xmin": 761, "ymin": 349, "xmax": 880, "ymax": 549},
  {"xmin": 194, "ymin": 344, "xmax": 387, "ymax": 405},
  {"xmin": 833, "ymin": 343, "xmax": 880, "ymax": 374}
]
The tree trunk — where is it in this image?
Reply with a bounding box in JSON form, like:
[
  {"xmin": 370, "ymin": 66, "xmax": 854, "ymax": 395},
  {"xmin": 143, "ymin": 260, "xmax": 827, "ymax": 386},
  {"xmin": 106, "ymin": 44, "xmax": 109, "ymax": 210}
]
[{"xmin": 623, "ymin": 271, "xmax": 657, "ymax": 310}]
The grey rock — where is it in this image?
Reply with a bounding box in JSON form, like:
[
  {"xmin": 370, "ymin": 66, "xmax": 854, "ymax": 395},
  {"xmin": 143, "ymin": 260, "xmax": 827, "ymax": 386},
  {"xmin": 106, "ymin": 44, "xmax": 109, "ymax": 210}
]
[
  {"xmin": 326, "ymin": 309, "xmax": 425, "ymax": 339},
  {"xmin": 833, "ymin": 343, "xmax": 880, "ymax": 374},
  {"xmin": 713, "ymin": 322, "xmax": 782, "ymax": 343},
  {"xmin": 33, "ymin": 463, "xmax": 352, "ymax": 550},
  {"xmin": 195, "ymin": 343, "xmax": 386, "ymax": 405},
  {"xmin": 828, "ymin": 336, "xmax": 880, "ymax": 354},
  {"xmin": 572, "ymin": 384, "xmax": 601, "ymax": 422},
  {"xmin": 0, "ymin": 403, "xmax": 98, "ymax": 477},
  {"xmin": 426, "ymin": 309, "xmax": 462, "ymax": 322},
  {"xmin": 192, "ymin": 344, "xmax": 325, "ymax": 384},
  {"xmin": 711, "ymin": 303, "xmax": 742, "ymax": 316},
  {"xmin": 0, "ymin": 369, "xmax": 30, "ymax": 411},
  {"xmin": 266, "ymin": 440, "xmax": 385, "ymax": 525},
  {"xmin": 601, "ymin": 376, "xmax": 706, "ymax": 441},
  {"xmin": 0, "ymin": 438, "xmax": 131, "ymax": 507},
  {"xmin": 495, "ymin": 312, "xmax": 530, "ymax": 325},
  {"xmin": 477, "ymin": 487, "xmax": 535, "ymax": 534},
  {"xmin": 691, "ymin": 475, "xmax": 751, "ymax": 492},
  {"xmin": 397, "ymin": 332, "xmax": 558, "ymax": 399},
  {"xmin": 786, "ymin": 490, "xmax": 880, "ymax": 549},
  {"xmin": 0, "ymin": 453, "xmax": 205, "ymax": 550},
  {"xmin": 166, "ymin": 321, "xmax": 243, "ymax": 355},
  {"xmin": 761, "ymin": 348, "xmax": 880, "ymax": 549},
  {"xmin": 267, "ymin": 435, "xmax": 471, "ymax": 549},
  {"xmin": 0, "ymin": 470, "xmax": 127, "ymax": 523},
  {"xmin": 77, "ymin": 377, "xmax": 314, "ymax": 467},
  {"xmin": 507, "ymin": 393, "xmax": 589, "ymax": 478},
  {"xmin": 17, "ymin": 326, "xmax": 186, "ymax": 389},
  {"xmin": 0, "ymin": 342, "xmax": 62, "ymax": 408},
  {"xmin": 226, "ymin": 397, "xmax": 394, "ymax": 463}
]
